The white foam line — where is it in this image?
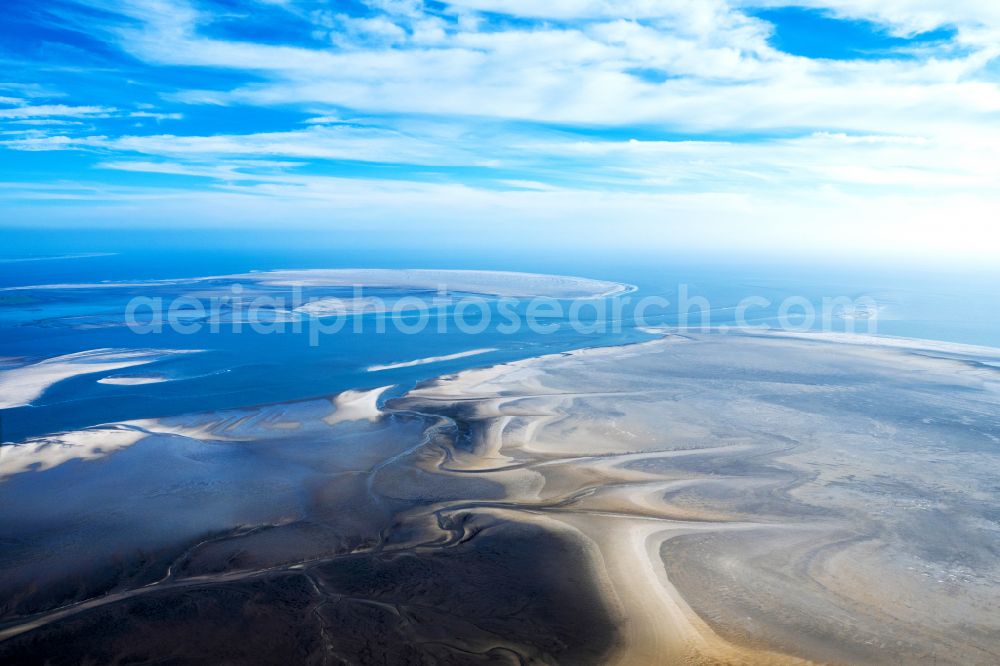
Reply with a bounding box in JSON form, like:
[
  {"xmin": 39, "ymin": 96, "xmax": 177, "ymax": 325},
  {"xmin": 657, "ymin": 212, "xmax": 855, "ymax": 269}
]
[{"xmin": 368, "ymin": 348, "xmax": 498, "ymax": 372}]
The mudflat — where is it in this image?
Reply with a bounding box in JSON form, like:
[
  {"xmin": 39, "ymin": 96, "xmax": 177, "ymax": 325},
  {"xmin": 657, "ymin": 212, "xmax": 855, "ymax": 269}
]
[{"xmin": 2, "ymin": 332, "xmax": 998, "ymax": 664}]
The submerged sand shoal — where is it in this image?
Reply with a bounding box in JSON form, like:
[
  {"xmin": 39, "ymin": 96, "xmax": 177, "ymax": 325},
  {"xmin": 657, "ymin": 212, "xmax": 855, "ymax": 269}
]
[{"xmin": 2, "ymin": 332, "xmax": 999, "ymax": 664}]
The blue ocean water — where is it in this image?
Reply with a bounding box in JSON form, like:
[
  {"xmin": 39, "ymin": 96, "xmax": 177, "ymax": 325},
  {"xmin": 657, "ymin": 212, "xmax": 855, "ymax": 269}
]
[{"xmin": 1, "ymin": 242, "xmax": 997, "ymax": 443}]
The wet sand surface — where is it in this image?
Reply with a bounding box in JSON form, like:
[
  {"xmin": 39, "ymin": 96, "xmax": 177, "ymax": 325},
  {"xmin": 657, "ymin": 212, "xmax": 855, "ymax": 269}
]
[{"xmin": 2, "ymin": 333, "xmax": 999, "ymax": 664}]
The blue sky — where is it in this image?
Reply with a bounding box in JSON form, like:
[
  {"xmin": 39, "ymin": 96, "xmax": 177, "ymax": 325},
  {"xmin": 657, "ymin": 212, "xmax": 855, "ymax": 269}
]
[{"xmin": 1, "ymin": 0, "xmax": 998, "ymax": 260}]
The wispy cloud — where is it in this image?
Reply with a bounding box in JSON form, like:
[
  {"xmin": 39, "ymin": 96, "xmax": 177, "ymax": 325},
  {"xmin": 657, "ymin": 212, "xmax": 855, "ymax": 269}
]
[
  {"xmin": 1, "ymin": 0, "xmax": 998, "ymax": 260},
  {"xmin": 0, "ymin": 104, "xmax": 116, "ymax": 119}
]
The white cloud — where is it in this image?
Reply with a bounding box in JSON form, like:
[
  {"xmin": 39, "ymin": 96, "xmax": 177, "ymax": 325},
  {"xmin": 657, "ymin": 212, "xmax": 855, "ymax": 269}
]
[
  {"xmin": 441, "ymin": 0, "xmax": 735, "ymax": 22},
  {"xmin": 451, "ymin": 0, "xmax": 1000, "ymax": 41},
  {"xmin": 2, "ymin": 123, "xmax": 484, "ymax": 166},
  {"xmin": 74, "ymin": 0, "xmax": 994, "ymax": 139},
  {"xmin": 6, "ymin": 108, "xmax": 999, "ymax": 206},
  {"xmin": 737, "ymin": 0, "xmax": 1000, "ymax": 39},
  {"xmin": 128, "ymin": 111, "xmax": 183, "ymax": 120},
  {"xmin": 4, "ymin": 0, "xmax": 999, "ymax": 262},
  {"xmin": 0, "ymin": 104, "xmax": 116, "ymax": 119}
]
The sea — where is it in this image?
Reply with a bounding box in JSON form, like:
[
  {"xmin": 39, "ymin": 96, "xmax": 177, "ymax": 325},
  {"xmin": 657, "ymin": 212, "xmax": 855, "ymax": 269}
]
[{"xmin": 1, "ymin": 239, "xmax": 998, "ymax": 443}]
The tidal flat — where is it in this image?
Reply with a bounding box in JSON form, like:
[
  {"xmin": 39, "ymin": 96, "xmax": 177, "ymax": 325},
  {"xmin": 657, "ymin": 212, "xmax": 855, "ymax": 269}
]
[{"xmin": 1, "ymin": 332, "xmax": 999, "ymax": 664}]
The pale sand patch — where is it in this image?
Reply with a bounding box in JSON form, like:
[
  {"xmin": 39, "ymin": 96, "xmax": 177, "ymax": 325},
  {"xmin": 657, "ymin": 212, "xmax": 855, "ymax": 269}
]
[
  {"xmin": 396, "ymin": 358, "xmax": 788, "ymax": 664},
  {"xmin": 131, "ymin": 400, "xmax": 329, "ymax": 442},
  {"xmin": 4, "ymin": 268, "xmax": 635, "ymax": 301},
  {"xmin": 0, "ymin": 426, "xmax": 148, "ymax": 478},
  {"xmin": 232, "ymin": 268, "xmax": 635, "ymax": 299},
  {"xmin": 293, "ymin": 296, "xmax": 383, "ymax": 317},
  {"xmin": 0, "ymin": 348, "xmax": 200, "ymax": 408},
  {"xmin": 97, "ymin": 374, "xmax": 169, "ymax": 386},
  {"xmin": 126, "ymin": 417, "xmax": 245, "ymax": 442},
  {"xmin": 551, "ymin": 512, "xmax": 809, "ymax": 666},
  {"xmin": 323, "ymin": 385, "xmax": 394, "ymax": 426},
  {"xmin": 746, "ymin": 329, "xmax": 1000, "ymax": 357},
  {"xmin": 88, "ymin": 387, "xmax": 393, "ymax": 453},
  {"xmin": 391, "ymin": 332, "xmax": 1000, "ymax": 664},
  {"xmin": 367, "ymin": 348, "xmax": 497, "ymax": 372}
]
